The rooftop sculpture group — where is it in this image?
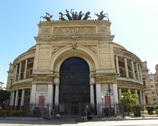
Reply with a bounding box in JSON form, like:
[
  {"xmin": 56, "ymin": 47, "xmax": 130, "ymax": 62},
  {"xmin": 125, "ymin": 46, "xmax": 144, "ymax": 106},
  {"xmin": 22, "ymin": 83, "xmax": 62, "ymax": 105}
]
[{"xmin": 40, "ymin": 9, "xmax": 109, "ymax": 21}]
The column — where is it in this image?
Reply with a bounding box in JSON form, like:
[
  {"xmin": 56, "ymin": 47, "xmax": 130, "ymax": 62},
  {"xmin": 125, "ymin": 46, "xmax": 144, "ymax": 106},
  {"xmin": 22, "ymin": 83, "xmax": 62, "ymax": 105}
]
[
  {"xmin": 14, "ymin": 65, "xmax": 18, "ymax": 81},
  {"xmin": 96, "ymin": 84, "xmax": 102, "ymax": 117},
  {"xmin": 139, "ymin": 90, "xmax": 143, "ymax": 104},
  {"xmin": 118, "ymin": 88, "xmax": 122, "ymax": 99},
  {"xmin": 30, "ymin": 84, "xmax": 36, "ymax": 104},
  {"xmin": 128, "ymin": 89, "xmax": 130, "ymax": 92},
  {"xmin": 48, "ymin": 84, "xmax": 53, "ymax": 114},
  {"xmin": 124, "ymin": 58, "xmax": 129, "ymax": 78},
  {"xmin": 24, "ymin": 59, "xmax": 28, "ymax": 79},
  {"xmin": 136, "ymin": 63, "xmax": 140, "ymax": 81},
  {"xmin": 135, "ymin": 90, "xmax": 138, "ymax": 104},
  {"xmin": 9, "ymin": 91, "xmax": 15, "ymax": 110},
  {"xmin": 18, "ymin": 62, "xmax": 22, "ymax": 80},
  {"xmin": 115, "ymin": 56, "xmax": 120, "ymax": 75},
  {"xmin": 139, "ymin": 65, "xmax": 143, "ymax": 83},
  {"xmin": 14, "ymin": 90, "xmax": 19, "ymax": 110},
  {"xmin": 54, "ymin": 77, "xmax": 59, "ymax": 113},
  {"xmin": 20, "ymin": 89, "xmax": 25, "ymax": 110},
  {"xmin": 142, "ymin": 91, "xmax": 146, "ymax": 110},
  {"xmin": 113, "ymin": 84, "xmax": 118, "ymax": 104},
  {"xmin": 131, "ymin": 60, "xmax": 136, "ymax": 79},
  {"xmin": 90, "ymin": 77, "xmax": 95, "ymax": 108},
  {"xmin": 113, "ymin": 84, "xmax": 118, "ymax": 116}
]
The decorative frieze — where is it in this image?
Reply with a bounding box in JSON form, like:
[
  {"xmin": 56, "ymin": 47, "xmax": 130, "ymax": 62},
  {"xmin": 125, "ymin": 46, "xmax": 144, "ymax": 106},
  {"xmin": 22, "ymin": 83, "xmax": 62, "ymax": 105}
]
[
  {"xmin": 33, "ymin": 76, "xmax": 53, "ymax": 82},
  {"xmin": 11, "ymin": 83, "xmax": 31, "ymax": 90},
  {"xmin": 53, "ymin": 26, "xmax": 96, "ymax": 34},
  {"xmin": 117, "ymin": 81, "xmax": 144, "ymax": 89},
  {"xmin": 96, "ymin": 74, "xmax": 117, "ymax": 84}
]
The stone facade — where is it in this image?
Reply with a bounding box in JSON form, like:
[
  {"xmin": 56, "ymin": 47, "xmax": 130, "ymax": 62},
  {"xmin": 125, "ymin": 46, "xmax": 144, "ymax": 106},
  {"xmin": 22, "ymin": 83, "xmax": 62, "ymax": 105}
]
[{"xmin": 6, "ymin": 20, "xmax": 148, "ymax": 116}]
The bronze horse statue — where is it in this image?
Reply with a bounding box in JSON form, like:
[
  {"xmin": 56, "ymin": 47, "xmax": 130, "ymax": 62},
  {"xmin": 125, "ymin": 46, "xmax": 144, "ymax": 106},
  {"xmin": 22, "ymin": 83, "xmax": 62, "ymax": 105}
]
[
  {"xmin": 59, "ymin": 12, "xmax": 66, "ymax": 20},
  {"xmin": 82, "ymin": 12, "xmax": 91, "ymax": 20},
  {"xmin": 65, "ymin": 9, "xmax": 72, "ymax": 20},
  {"xmin": 40, "ymin": 12, "xmax": 52, "ymax": 21},
  {"xmin": 95, "ymin": 11, "xmax": 109, "ymax": 20},
  {"xmin": 78, "ymin": 11, "xmax": 84, "ymax": 20}
]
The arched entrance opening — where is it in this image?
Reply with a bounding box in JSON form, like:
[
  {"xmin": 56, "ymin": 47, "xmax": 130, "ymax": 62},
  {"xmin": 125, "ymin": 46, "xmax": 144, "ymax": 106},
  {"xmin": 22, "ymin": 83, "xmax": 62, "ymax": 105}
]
[{"xmin": 59, "ymin": 57, "xmax": 90, "ymax": 115}]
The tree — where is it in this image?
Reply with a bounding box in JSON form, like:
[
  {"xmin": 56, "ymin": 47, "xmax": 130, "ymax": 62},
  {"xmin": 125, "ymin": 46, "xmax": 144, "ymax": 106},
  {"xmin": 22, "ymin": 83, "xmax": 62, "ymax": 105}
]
[
  {"xmin": 119, "ymin": 92, "xmax": 138, "ymax": 115},
  {"xmin": 0, "ymin": 90, "xmax": 10, "ymax": 102}
]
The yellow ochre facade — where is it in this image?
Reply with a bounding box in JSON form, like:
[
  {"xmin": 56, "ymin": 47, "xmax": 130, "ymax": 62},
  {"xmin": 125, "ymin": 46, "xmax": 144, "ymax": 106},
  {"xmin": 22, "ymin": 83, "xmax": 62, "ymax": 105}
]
[{"xmin": 6, "ymin": 19, "xmax": 149, "ymax": 116}]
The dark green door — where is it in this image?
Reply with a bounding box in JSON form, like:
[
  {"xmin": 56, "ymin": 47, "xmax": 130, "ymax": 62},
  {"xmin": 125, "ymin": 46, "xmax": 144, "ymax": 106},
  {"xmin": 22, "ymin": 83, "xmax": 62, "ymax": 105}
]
[{"xmin": 59, "ymin": 57, "xmax": 90, "ymax": 115}]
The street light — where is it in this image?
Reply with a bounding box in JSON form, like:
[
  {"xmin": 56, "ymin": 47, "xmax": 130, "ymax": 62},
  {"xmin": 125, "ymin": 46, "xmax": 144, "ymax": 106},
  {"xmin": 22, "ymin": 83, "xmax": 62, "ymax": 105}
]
[
  {"xmin": 102, "ymin": 96, "xmax": 104, "ymax": 118},
  {"xmin": 121, "ymin": 95, "xmax": 125, "ymax": 118},
  {"xmin": 107, "ymin": 84, "xmax": 112, "ymax": 108}
]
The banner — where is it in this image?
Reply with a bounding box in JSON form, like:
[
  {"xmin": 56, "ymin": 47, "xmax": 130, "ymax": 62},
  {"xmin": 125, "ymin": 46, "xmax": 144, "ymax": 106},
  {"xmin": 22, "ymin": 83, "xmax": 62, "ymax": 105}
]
[
  {"xmin": 39, "ymin": 96, "xmax": 44, "ymax": 107},
  {"xmin": 105, "ymin": 96, "xmax": 111, "ymax": 108}
]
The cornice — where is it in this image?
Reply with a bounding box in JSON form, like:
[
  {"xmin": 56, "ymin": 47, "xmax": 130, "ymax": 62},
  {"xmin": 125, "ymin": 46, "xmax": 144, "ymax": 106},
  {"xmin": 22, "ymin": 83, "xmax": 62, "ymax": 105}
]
[
  {"xmin": 34, "ymin": 34, "xmax": 114, "ymax": 42},
  {"xmin": 38, "ymin": 20, "xmax": 111, "ymax": 27}
]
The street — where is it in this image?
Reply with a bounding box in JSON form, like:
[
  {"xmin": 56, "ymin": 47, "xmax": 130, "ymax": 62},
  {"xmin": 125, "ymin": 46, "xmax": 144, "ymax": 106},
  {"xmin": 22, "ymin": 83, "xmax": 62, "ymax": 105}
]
[{"xmin": 0, "ymin": 119, "xmax": 158, "ymax": 126}]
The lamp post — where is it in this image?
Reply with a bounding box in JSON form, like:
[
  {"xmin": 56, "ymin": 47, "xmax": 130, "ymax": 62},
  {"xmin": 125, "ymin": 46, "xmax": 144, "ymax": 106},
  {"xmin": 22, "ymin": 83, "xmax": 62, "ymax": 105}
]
[
  {"xmin": 102, "ymin": 96, "xmax": 104, "ymax": 118},
  {"xmin": 121, "ymin": 95, "xmax": 125, "ymax": 118},
  {"xmin": 107, "ymin": 84, "xmax": 111, "ymax": 108}
]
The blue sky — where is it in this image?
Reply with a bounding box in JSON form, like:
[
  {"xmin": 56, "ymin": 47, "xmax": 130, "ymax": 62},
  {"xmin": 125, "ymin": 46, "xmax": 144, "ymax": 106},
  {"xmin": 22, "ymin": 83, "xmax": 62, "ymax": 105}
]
[{"xmin": 1, "ymin": 0, "xmax": 158, "ymax": 87}]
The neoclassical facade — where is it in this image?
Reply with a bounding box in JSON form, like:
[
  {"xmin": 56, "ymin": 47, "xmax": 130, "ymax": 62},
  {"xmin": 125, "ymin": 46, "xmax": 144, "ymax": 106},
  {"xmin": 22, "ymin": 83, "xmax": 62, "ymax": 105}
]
[{"xmin": 6, "ymin": 19, "xmax": 148, "ymax": 116}]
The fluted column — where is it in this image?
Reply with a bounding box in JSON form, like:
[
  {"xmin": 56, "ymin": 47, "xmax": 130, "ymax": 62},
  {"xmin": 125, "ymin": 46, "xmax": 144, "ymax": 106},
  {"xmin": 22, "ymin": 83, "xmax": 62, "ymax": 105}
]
[
  {"xmin": 20, "ymin": 89, "xmax": 25, "ymax": 110},
  {"xmin": 124, "ymin": 58, "xmax": 129, "ymax": 78},
  {"xmin": 14, "ymin": 90, "xmax": 19, "ymax": 110},
  {"xmin": 115, "ymin": 56, "xmax": 120, "ymax": 75}
]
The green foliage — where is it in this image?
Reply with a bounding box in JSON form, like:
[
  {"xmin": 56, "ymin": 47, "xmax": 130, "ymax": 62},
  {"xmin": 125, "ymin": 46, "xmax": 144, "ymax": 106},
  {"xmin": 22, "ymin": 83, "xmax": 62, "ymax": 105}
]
[
  {"xmin": 154, "ymin": 105, "xmax": 158, "ymax": 110},
  {"xmin": 146, "ymin": 105, "xmax": 154, "ymax": 114},
  {"xmin": 132, "ymin": 104, "xmax": 142, "ymax": 117},
  {"xmin": 119, "ymin": 92, "xmax": 137, "ymax": 105},
  {"xmin": 155, "ymin": 109, "xmax": 158, "ymax": 116},
  {"xmin": 0, "ymin": 110, "xmax": 24, "ymax": 116},
  {"xmin": 0, "ymin": 90, "xmax": 10, "ymax": 102}
]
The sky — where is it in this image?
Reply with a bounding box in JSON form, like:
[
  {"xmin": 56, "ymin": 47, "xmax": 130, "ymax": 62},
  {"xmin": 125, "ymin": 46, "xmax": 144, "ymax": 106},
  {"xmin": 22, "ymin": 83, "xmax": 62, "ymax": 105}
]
[{"xmin": 1, "ymin": 0, "xmax": 158, "ymax": 87}]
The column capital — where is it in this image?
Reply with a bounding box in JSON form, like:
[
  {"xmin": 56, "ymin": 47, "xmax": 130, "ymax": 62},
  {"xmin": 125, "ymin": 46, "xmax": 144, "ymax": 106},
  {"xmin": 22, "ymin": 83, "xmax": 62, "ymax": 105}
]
[
  {"xmin": 90, "ymin": 77, "xmax": 95, "ymax": 85},
  {"xmin": 54, "ymin": 77, "xmax": 60, "ymax": 85}
]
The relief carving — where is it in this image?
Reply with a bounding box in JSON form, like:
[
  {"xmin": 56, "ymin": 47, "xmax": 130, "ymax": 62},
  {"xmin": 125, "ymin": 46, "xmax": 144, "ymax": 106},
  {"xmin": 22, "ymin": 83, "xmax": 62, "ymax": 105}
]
[
  {"xmin": 41, "ymin": 27, "xmax": 51, "ymax": 34},
  {"xmin": 53, "ymin": 26, "xmax": 96, "ymax": 34},
  {"xmin": 52, "ymin": 46, "xmax": 60, "ymax": 54},
  {"xmin": 96, "ymin": 75, "xmax": 116, "ymax": 83},
  {"xmin": 87, "ymin": 45, "xmax": 97, "ymax": 54}
]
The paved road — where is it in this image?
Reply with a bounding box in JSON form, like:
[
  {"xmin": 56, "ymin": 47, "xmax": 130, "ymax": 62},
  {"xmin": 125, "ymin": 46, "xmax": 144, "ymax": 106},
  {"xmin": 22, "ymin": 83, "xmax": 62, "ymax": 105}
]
[{"xmin": 0, "ymin": 119, "xmax": 158, "ymax": 126}]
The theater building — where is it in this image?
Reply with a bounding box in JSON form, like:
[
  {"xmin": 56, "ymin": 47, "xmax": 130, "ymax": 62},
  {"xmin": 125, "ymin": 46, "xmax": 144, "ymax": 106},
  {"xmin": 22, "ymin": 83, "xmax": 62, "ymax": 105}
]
[{"xmin": 6, "ymin": 17, "xmax": 147, "ymax": 116}]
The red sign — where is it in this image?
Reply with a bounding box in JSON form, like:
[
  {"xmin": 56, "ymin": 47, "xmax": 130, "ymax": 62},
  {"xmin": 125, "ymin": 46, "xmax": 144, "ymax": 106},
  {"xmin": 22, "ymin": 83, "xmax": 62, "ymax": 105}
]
[
  {"xmin": 39, "ymin": 96, "xmax": 44, "ymax": 107},
  {"xmin": 105, "ymin": 96, "xmax": 111, "ymax": 108}
]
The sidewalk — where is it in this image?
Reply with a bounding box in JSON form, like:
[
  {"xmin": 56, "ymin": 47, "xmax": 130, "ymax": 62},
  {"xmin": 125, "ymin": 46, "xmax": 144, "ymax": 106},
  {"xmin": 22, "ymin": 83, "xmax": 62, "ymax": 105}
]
[{"xmin": 0, "ymin": 115, "xmax": 158, "ymax": 121}]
